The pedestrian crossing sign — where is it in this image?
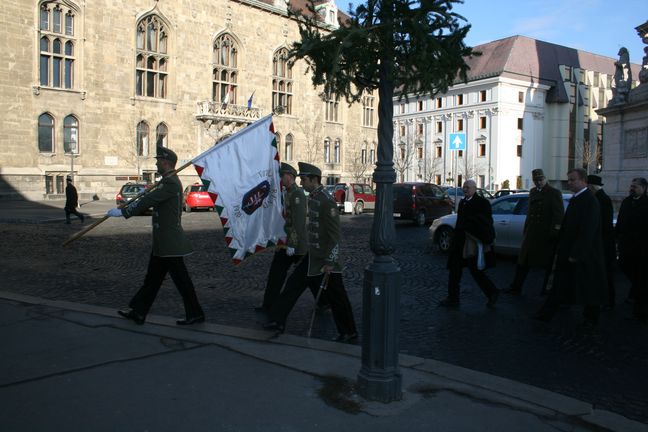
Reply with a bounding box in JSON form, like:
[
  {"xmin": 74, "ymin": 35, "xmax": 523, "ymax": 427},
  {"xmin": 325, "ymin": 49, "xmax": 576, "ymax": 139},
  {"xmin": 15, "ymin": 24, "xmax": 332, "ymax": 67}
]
[{"xmin": 448, "ymin": 133, "xmax": 466, "ymax": 151}]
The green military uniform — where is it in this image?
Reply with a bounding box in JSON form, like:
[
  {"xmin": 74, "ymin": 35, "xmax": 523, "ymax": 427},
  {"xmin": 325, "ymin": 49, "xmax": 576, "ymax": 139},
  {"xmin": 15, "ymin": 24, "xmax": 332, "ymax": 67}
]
[
  {"xmin": 117, "ymin": 146, "xmax": 203, "ymax": 324},
  {"xmin": 284, "ymin": 183, "xmax": 308, "ymax": 255},
  {"xmin": 123, "ymin": 174, "xmax": 192, "ymax": 257},
  {"xmin": 306, "ymin": 184, "xmax": 343, "ymax": 276},
  {"xmin": 518, "ymin": 183, "xmax": 564, "ymax": 268}
]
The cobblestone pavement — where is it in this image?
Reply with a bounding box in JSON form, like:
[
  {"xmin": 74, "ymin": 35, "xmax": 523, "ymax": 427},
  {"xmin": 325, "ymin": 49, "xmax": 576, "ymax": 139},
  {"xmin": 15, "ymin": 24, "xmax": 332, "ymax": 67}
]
[{"xmin": 2, "ymin": 212, "xmax": 647, "ymax": 423}]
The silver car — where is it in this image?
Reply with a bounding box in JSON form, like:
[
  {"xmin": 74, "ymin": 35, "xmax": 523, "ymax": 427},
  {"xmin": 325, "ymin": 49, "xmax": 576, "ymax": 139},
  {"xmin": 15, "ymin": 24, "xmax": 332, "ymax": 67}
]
[{"xmin": 429, "ymin": 192, "xmax": 571, "ymax": 255}]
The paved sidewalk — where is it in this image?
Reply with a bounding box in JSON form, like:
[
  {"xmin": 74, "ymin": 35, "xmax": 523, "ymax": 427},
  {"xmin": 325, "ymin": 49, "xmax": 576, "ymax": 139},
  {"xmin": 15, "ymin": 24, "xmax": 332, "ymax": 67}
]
[
  {"xmin": 0, "ymin": 199, "xmax": 115, "ymax": 224},
  {"xmin": 1, "ymin": 292, "xmax": 645, "ymax": 432}
]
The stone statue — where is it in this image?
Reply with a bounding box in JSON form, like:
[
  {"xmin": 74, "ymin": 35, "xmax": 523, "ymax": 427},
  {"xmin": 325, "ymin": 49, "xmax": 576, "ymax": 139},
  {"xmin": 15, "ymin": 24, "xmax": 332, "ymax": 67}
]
[
  {"xmin": 639, "ymin": 46, "xmax": 648, "ymax": 85},
  {"xmin": 610, "ymin": 47, "xmax": 632, "ymax": 105}
]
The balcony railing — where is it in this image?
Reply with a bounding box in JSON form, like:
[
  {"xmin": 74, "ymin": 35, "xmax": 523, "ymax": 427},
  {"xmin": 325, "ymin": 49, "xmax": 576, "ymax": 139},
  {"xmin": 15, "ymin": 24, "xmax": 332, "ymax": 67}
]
[{"xmin": 196, "ymin": 101, "xmax": 263, "ymax": 124}]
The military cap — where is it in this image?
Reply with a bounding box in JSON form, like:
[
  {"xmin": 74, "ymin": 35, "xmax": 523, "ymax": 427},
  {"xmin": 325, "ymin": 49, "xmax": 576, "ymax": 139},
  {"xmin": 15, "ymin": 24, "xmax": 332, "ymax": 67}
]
[
  {"xmin": 587, "ymin": 175, "xmax": 603, "ymax": 186},
  {"xmin": 298, "ymin": 162, "xmax": 322, "ymax": 177},
  {"xmin": 531, "ymin": 168, "xmax": 545, "ymax": 180},
  {"xmin": 280, "ymin": 162, "xmax": 298, "ymax": 177},
  {"xmin": 154, "ymin": 146, "xmax": 178, "ymax": 164}
]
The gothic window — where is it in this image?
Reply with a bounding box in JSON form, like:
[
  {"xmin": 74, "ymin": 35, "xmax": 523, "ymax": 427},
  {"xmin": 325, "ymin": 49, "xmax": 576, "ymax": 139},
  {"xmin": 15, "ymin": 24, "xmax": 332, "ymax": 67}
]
[
  {"xmin": 39, "ymin": 2, "xmax": 77, "ymax": 89},
  {"xmin": 325, "ymin": 93, "xmax": 339, "ymax": 122},
  {"xmin": 284, "ymin": 134, "xmax": 293, "ymax": 160},
  {"xmin": 63, "ymin": 115, "xmax": 79, "ymax": 154},
  {"xmin": 369, "ymin": 144, "xmax": 375, "ymax": 163},
  {"xmin": 272, "ymin": 48, "xmax": 293, "ymax": 114},
  {"xmin": 333, "ymin": 139, "xmax": 341, "ymax": 163},
  {"xmin": 38, "ymin": 113, "xmax": 55, "ymax": 153},
  {"xmin": 213, "ymin": 34, "xmax": 238, "ymax": 104},
  {"xmin": 362, "ymin": 94, "xmax": 374, "ymax": 127},
  {"xmin": 156, "ymin": 123, "xmax": 168, "ymax": 147},
  {"xmin": 136, "ymin": 121, "xmax": 150, "ymax": 156},
  {"xmin": 136, "ymin": 15, "xmax": 169, "ymax": 98},
  {"xmin": 323, "ymin": 138, "xmax": 331, "ymax": 163}
]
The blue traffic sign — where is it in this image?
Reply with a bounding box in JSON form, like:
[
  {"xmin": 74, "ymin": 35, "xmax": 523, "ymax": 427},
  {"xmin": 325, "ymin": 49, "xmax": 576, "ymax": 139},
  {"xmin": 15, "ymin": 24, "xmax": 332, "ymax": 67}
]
[{"xmin": 448, "ymin": 133, "xmax": 466, "ymax": 151}]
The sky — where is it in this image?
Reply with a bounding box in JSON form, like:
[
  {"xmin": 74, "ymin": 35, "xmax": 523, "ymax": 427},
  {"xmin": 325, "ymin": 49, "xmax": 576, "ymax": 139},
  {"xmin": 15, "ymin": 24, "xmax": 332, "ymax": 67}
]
[{"xmin": 338, "ymin": 0, "xmax": 646, "ymax": 62}]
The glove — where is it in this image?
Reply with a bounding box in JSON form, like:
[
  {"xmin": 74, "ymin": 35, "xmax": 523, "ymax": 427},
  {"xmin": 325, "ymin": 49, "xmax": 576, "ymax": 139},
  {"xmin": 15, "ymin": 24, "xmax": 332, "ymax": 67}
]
[
  {"xmin": 106, "ymin": 208, "xmax": 123, "ymax": 217},
  {"xmin": 286, "ymin": 247, "xmax": 295, "ymax": 256}
]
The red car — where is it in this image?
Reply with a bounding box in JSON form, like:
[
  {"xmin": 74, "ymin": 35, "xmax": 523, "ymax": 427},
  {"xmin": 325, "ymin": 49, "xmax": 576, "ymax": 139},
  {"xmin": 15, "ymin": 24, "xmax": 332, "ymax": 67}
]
[
  {"xmin": 183, "ymin": 183, "xmax": 214, "ymax": 212},
  {"xmin": 334, "ymin": 183, "xmax": 376, "ymax": 214}
]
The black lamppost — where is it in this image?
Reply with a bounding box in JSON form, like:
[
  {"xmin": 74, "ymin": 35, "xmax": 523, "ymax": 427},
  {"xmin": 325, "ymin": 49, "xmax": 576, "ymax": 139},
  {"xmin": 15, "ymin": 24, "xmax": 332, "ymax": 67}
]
[{"xmin": 356, "ymin": 51, "xmax": 402, "ymax": 402}]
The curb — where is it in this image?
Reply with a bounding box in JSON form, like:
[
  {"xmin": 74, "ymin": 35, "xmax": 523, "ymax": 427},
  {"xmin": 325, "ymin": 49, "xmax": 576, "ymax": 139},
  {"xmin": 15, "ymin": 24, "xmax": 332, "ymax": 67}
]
[{"xmin": 1, "ymin": 290, "xmax": 646, "ymax": 431}]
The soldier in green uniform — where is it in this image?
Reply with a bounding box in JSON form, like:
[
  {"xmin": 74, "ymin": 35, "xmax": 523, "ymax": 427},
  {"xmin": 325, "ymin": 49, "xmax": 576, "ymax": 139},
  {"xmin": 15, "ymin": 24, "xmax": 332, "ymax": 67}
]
[
  {"xmin": 506, "ymin": 168, "xmax": 564, "ymax": 294},
  {"xmin": 257, "ymin": 162, "xmax": 309, "ymax": 311},
  {"xmin": 264, "ymin": 162, "xmax": 357, "ymax": 341},
  {"xmin": 106, "ymin": 147, "xmax": 204, "ymax": 325}
]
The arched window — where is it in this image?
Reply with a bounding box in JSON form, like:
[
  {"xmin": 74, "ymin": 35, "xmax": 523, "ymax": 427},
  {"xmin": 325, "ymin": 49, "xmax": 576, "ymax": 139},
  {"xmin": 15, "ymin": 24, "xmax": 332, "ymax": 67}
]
[
  {"xmin": 136, "ymin": 15, "xmax": 169, "ymax": 98},
  {"xmin": 272, "ymin": 48, "xmax": 293, "ymax": 114},
  {"xmin": 63, "ymin": 115, "xmax": 79, "ymax": 154},
  {"xmin": 213, "ymin": 34, "xmax": 238, "ymax": 104},
  {"xmin": 39, "ymin": 1, "xmax": 77, "ymax": 89},
  {"xmin": 370, "ymin": 142, "xmax": 376, "ymax": 163},
  {"xmin": 323, "ymin": 138, "xmax": 331, "ymax": 163},
  {"xmin": 136, "ymin": 121, "xmax": 150, "ymax": 156},
  {"xmin": 38, "ymin": 113, "xmax": 55, "ymax": 153},
  {"xmin": 156, "ymin": 123, "xmax": 168, "ymax": 147},
  {"xmin": 334, "ymin": 139, "xmax": 341, "ymax": 163},
  {"xmin": 285, "ymin": 134, "xmax": 293, "ymax": 161}
]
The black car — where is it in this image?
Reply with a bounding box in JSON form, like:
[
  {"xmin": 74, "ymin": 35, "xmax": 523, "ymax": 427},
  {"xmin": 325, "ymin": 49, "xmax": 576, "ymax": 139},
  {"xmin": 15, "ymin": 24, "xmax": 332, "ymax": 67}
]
[
  {"xmin": 115, "ymin": 182, "xmax": 150, "ymax": 206},
  {"xmin": 393, "ymin": 183, "xmax": 453, "ymax": 226}
]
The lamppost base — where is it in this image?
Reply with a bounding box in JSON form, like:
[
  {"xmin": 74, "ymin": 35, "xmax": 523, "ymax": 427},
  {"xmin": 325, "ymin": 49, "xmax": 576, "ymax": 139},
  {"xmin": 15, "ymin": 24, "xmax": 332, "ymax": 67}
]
[{"xmin": 356, "ymin": 256, "xmax": 402, "ymax": 402}]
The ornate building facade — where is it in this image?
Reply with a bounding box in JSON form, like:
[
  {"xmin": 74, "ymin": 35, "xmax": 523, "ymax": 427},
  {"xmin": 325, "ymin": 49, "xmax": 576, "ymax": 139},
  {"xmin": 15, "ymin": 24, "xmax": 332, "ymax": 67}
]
[
  {"xmin": 0, "ymin": 0, "xmax": 377, "ymax": 200},
  {"xmin": 393, "ymin": 35, "xmax": 641, "ymax": 191}
]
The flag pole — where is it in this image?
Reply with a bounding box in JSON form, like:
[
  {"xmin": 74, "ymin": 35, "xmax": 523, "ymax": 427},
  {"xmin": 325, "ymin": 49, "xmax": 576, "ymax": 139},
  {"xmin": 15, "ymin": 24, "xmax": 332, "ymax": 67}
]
[{"xmin": 62, "ymin": 160, "xmax": 194, "ymax": 247}]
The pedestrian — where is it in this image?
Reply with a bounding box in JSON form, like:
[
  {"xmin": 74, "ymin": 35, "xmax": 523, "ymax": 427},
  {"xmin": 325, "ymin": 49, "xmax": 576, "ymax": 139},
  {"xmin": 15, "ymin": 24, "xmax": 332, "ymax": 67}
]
[
  {"xmin": 256, "ymin": 162, "xmax": 309, "ymax": 312},
  {"xmin": 535, "ymin": 168, "xmax": 607, "ymax": 327},
  {"xmin": 587, "ymin": 174, "xmax": 616, "ymax": 308},
  {"xmin": 106, "ymin": 147, "xmax": 204, "ymax": 326},
  {"xmin": 440, "ymin": 179, "xmax": 499, "ymax": 308},
  {"xmin": 264, "ymin": 162, "xmax": 357, "ymax": 342},
  {"xmin": 506, "ymin": 168, "xmax": 563, "ymax": 295},
  {"xmin": 64, "ymin": 176, "xmax": 84, "ymax": 224},
  {"xmin": 615, "ymin": 177, "xmax": 648, "ymax": 324}
]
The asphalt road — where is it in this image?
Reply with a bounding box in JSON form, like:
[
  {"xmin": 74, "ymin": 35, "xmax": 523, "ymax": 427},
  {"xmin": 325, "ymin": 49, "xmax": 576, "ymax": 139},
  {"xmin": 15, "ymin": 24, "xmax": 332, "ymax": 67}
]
[{"xmin": 1, "ymin": 211, "xmax": 647, "ymax": 423}]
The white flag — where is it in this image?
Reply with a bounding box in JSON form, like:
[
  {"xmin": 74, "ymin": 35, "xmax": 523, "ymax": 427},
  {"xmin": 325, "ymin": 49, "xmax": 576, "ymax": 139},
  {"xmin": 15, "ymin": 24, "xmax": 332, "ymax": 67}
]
[{"xmin": 192, "ymin": 115, "xmax": 285, "ymax": 263}]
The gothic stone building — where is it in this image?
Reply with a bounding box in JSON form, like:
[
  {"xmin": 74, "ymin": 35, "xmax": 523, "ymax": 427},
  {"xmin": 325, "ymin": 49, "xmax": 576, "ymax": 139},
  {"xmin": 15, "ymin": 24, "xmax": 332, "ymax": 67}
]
[{"xmin": 0, "ymin": 0, "xmax": 377, "ymax": 200}]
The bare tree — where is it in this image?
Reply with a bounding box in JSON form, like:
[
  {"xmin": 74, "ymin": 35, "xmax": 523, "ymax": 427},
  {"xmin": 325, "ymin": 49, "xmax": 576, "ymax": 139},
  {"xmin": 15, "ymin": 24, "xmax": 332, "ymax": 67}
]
[
  {"xmin": 350, "ymin": 147, "xmax": 372, "ymax": 182},
  {"xmin": 394, "ymin": 136, "xmax": 416, "ymax": 182},
  {"xmin": 423, "ymin": 155, "xmax": 444, "ymax": 183},
  {"xmin": 297, "ymin": 101, "xmax": 325, "ymax": 164}
]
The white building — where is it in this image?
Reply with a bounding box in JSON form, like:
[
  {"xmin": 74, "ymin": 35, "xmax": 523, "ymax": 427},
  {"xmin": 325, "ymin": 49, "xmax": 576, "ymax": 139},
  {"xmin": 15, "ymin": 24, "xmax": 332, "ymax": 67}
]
[{"xmin": 393, "ymin": 35, "xmax": 640, "ymax": 191}]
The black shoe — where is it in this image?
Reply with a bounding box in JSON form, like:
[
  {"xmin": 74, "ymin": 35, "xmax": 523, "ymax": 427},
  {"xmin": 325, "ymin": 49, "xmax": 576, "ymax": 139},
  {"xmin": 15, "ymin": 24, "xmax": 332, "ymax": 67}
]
[
  {"xmin": 254, "ymin": 305, "xmax": 268, "ymax": 313},
  {"xmin": 332, "ymin": 332, "xmax": 358, "ymax": 342},
  {"xmin": 504, "ymin": 285, "xmax": 521, "ymax": 294},
  {"xmin": 439, "ymin": 297, "xmax": 460, "ymax": 308},
  {"xmin": 487, "ymin": 290, "xmax": 499, "ymax": 308},
  {"xmin": 80, "ymin": 216, "xmax": 85, "ymax": 223},
  {"xmin": 263, "ymin": 321, "xmax": 285, "ymax": 333},
  {"xmin": 118, "ymin": 308, "xmax": 145, "ymax": 325},
  {"xmin": 176, "ymin": 315, "xmax": 205, "ymax": 325}
]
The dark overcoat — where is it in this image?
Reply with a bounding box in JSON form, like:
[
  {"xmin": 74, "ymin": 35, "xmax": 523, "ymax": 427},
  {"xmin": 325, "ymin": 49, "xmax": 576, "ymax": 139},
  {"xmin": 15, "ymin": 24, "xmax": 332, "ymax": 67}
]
[
  {"xmin": 447, "ymin": 194, "xmax": 495, "ymax": 269},
  {"xmin": 65, "ymin": 183, "xmax": 79, "ymax": 210},
  {"xmin": 615, "ymin": 194, "xmax": 648, "ymax": 270},
  {"xmin": 518, "ymin": 184, "xmax": 564, "ymax": 268},
  {"xmin": 594, "ymin": 188, "xmax": 616, "ymax": 267},
  {"xmin": 552, "ymin": 190, "xmax": 607, "ymax": 305}
]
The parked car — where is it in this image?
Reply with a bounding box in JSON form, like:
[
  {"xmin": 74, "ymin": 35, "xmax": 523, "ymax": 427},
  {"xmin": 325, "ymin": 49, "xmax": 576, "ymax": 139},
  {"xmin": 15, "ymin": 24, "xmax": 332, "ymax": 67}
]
[
  {"xmin": 429, "ymin": 192, "xmax": 571, "ymax": 254},
  {"xmin": 393, "ymin": 182, "xmax": 454, "ymax": 226},
  {"xmin": 115, "ymin": 182, "xmax": 150, "ymax": 206},
  {"xmin": 442, "ymin": 186, "xmax": 494, "ymax": 211},
  {"xmin": 183, "ymin": 183, "xmax": 214, "ymax": 212},
  {"xmin": 334, "ymin": 183, "xmax": 376, "ymax": 214},
  {"xmin": 493, "ymin": 189, "xmax": 528, "ymax": 199}
]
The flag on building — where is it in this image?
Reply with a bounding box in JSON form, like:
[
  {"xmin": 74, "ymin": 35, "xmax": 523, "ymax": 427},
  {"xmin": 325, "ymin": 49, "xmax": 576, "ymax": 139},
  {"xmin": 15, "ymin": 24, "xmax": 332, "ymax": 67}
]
[
  {"xmin": 192, "ymin": 114, "xmax": 285, "ymax": 264},
  {"xmin": 247, "ymin": 90, "xmax": 255, "ymax": 109},
  {"xmin": 222, "ymin": 84, "xmax": 235, "ymax": 105}
]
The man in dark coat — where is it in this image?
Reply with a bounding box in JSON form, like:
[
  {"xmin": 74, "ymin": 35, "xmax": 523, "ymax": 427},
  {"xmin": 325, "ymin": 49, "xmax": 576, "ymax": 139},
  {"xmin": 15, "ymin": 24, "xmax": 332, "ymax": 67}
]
[
  {"xmin": 440, "ymin": 180, "xmax": 498, "ymax": 308},
  {"xmin": 615, "ymin": 177, "xmax": 648, "ymax": 324},
  {"xmin": 507, "ymin": 168, "xmax": 563, "ymax": 294},
  {"xmin": 106, "ymin": 147, "xmax": 204, "ymax": 326},
  {"xmin": 64, "ymin": 176, "xmax": 84, "ymax": 224},
  {"xmin": 587, "ymin": 175, "xmax": 616, "ymax": 308},
  {"xmin": 536, "ymin": 168, "xmax": 607, "ymax": 326}
]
